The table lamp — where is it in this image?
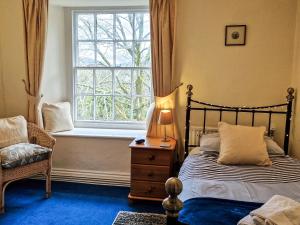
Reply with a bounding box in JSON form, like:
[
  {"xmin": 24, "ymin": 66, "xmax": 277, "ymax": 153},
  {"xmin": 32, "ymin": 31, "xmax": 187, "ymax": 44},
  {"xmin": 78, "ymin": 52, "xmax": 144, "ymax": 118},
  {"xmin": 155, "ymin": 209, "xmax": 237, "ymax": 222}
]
[{"xmin": 158, "ymin": 109, "xmax": 173, "ymax": 142}]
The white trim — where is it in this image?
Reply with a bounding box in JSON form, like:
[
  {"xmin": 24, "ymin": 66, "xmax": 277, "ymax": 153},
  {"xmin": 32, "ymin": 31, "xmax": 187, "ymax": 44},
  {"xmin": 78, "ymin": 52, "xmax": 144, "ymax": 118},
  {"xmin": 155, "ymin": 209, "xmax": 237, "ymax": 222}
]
[
  {"xmin": 71, "ymin": 7, "xmax": 149, "ymax": 14},
  {"xmin": 74, "ymin": 120, "xmax": 146, "ymax": 130},
  {"xmin": 50, "ymin": 0, "xmax": 149, "ymax": 7},
  {"xmin": 34, "ymin": 168, "xmax": 130, "ymax": 187},
  {"xmin": 51, "ymin": 127, "xmax": 146, "ymax": 139}
]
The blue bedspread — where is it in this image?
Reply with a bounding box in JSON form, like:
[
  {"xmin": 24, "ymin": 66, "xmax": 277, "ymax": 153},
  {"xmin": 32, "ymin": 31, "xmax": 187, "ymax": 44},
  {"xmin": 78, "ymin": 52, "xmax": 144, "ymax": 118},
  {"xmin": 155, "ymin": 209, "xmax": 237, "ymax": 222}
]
[{"xmin": 178, "ymin": 198, "xmax": 262, "ymax": 225}]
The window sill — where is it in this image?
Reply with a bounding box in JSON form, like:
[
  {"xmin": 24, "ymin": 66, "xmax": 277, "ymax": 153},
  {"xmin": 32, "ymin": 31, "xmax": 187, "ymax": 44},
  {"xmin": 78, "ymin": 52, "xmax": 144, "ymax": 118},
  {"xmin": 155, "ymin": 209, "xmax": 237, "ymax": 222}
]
[{"xmin": 51, "ymin": 128, "xmax": 146, "ymax": 139}]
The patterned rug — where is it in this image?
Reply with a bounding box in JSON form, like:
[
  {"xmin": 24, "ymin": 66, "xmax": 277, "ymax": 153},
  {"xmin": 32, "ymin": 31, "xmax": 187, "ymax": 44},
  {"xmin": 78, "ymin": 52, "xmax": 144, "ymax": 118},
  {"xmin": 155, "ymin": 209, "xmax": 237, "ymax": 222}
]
[{"xmin": 113, "ymin": 211, "xmax": 167, "ymax": 225}]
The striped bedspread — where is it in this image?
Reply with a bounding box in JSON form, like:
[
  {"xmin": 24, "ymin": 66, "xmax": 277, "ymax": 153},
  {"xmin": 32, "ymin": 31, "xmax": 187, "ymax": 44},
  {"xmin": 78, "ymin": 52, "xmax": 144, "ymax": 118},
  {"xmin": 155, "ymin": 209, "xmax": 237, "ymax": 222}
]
[{"xmin": 179, "ymin": 153, "xmax": 300, "ymax": 184}]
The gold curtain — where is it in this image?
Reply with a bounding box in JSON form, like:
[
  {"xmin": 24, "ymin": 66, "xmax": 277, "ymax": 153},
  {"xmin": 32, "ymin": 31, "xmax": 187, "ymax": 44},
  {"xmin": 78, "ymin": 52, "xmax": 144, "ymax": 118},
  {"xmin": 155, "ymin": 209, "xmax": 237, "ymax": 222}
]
[
  {"xmin": 147, "ymin": 0, "xmax": 179, "ymax": 149},
  {"xmin": 22, "ymin": 0, "xmax": 48, "ymax": 126}
]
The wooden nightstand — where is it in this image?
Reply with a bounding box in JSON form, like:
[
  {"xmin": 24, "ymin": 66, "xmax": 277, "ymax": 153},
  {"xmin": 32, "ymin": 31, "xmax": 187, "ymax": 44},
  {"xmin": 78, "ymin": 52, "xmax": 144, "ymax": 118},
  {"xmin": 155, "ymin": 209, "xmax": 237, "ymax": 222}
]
[{"xmin": 128, "ymin": 137, "xmax": 176, "ymax": 201}]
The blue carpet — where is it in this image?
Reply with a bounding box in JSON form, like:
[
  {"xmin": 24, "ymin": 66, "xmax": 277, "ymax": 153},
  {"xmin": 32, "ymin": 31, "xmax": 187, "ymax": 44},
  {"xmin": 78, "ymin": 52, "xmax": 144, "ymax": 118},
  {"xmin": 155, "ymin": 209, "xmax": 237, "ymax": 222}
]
[{"xmin": 0, "ymin": 180, "xmax": 163, "ymax": 225}]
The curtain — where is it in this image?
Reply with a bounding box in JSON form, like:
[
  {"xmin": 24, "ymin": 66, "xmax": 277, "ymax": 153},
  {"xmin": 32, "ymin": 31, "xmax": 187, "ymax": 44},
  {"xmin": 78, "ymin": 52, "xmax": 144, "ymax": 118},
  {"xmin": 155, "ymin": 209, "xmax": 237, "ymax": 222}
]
[
  {"xmin": 22, "ymin": 0, "xmax": 48, "ymax": 126},
  {"xmin": 147, "ymin": 0, "xmax": 180, "ymax": 153}
]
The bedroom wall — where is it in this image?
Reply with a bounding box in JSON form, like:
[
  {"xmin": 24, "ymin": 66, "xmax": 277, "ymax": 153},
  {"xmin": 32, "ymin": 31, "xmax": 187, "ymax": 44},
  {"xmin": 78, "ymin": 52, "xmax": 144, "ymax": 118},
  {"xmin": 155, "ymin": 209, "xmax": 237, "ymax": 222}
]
[
  {"xmin": 0, "ymin": 0, "xmax": 28, "ymax": 118},
  {"xmin": 175, "ymin": 0, "xmax": 297, "ymax": 152},
  {"xmin": 0, "ymin": 3, "xmax": 69, "ymax": 117},
  {"xmin": 0, "ymin": 33, "xmax": 5, "ymax": 118},
  {"xmin": 42, "ymin": 5, "xmax": 69, "ymax": 103},
  {"xmin": 51, "ymin": 136, "xmax": 132, "ymax": 185},
  {"xmin": 291, "ymin": 0, "xmax": 300, "ymax": 159}
]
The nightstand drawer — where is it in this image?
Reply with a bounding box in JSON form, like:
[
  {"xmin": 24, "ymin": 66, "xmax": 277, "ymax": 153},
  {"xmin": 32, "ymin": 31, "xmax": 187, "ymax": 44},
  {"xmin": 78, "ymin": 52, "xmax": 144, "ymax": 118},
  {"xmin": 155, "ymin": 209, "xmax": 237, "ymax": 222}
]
[
  {"xmin": 130, "ymin": 181, "xmax": 166, "ymax": 199},
  {"xmin": 131, "ymin": 148, "xmax": 171, "ymax": 166},
  {"xmin": 131, "ymin": 164, "xmax": 170, "ymax": 182}
]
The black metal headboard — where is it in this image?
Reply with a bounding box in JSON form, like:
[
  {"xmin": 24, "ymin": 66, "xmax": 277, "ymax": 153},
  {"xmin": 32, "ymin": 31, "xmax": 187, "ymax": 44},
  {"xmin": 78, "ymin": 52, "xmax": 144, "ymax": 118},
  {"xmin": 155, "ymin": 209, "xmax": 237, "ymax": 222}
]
[{"xmin": 184, "ymin": 84, "xmax": 295, "ymax": 158}]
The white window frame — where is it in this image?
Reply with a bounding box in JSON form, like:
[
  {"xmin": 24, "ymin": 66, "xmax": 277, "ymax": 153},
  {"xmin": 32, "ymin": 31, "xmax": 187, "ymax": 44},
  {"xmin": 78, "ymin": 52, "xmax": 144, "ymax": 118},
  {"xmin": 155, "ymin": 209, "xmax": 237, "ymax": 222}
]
[{"xmin": 71, "ymin": 8, "xmax": 152, "ymax": 130}]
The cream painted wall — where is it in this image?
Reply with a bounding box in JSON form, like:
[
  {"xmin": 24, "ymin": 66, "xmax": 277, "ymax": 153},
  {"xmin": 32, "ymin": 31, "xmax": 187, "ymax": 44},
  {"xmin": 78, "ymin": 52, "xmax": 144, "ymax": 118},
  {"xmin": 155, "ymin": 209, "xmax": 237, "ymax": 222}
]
[
  {"xmin": 291, "ymin": 0, "xmax": 300, "ymax": 158},
  {"xmin": 42, "ymin": 5, "xmax": 69, "ymax": 103},
  {"xmin": 0, "ymin": 31, "xmax": 5, "ymax": 118},
  {"xmin": 53, "ymin": 136, "xmax": 132, "ymax": 173},
  {"xmin": 175, "ymin": 0, "xmax": 297, "ymax": 151},
  {"xmin": 0, "ymin": 0, "xmax": 27, "ymax": 117},
  {"xmin": 0, "ymin": 3, "xmax": 69, "ymax": 116}
]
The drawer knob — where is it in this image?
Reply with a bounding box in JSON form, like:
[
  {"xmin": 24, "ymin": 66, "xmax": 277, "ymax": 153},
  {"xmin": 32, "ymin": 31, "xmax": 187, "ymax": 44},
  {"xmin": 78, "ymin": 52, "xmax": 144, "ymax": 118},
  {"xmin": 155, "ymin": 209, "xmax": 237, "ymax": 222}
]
[
  {"xmin": 148, "ymin": 155, "xmax": 156, "ymax": 161},
  {"xmin": 148, "ymin": 172, "xmax": 154, "ymax": 177},
  {"xmin": 146, "ymin": 186, "xmax": 154, "ymax": 194}
]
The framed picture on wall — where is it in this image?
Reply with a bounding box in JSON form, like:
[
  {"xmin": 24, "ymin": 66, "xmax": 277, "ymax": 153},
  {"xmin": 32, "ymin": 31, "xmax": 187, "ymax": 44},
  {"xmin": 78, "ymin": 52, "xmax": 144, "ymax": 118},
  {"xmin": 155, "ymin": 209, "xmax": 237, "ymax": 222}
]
[{"xmin": 225, "ymin": 25, "xmax": 247, "ymax": 46}]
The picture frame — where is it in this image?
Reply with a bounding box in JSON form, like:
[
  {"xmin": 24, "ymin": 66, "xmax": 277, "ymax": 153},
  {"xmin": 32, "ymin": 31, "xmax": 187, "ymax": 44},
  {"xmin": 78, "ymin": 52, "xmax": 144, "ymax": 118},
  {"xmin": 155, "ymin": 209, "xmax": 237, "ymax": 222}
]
[{"xmin": 225, "ymin": 25, "xmax": 247, "ymax": 46}]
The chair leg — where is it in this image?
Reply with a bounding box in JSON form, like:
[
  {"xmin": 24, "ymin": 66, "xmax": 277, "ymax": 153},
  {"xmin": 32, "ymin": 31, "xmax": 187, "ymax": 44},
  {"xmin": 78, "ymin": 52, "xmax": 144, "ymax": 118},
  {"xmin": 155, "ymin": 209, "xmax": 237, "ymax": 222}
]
[
  {"xmin": 45, "ymin": 170, "xmax": 51, "ymax": 198},
  {"xmin": 0, "ymin": 184, "xmax": 4, "ymax": 214}
]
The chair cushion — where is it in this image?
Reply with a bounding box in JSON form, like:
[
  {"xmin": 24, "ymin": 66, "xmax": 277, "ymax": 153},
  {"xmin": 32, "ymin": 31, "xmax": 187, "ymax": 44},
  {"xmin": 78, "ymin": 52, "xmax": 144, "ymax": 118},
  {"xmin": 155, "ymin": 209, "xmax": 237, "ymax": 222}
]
[{"xmin": 0, "ymin": 143, "xmax": 51, "ymax": 169}]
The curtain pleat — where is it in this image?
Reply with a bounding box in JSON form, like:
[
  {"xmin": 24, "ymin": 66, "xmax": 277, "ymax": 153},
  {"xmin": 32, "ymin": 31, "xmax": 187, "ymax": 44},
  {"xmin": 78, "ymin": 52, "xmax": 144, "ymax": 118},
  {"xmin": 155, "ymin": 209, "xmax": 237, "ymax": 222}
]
[
  {"xmin": 22, "ymin": 0, "xmax": 48, "ymax": 126},
  {"xmin": 147, "ymin": 0, "xmax": 182, "ymax": 158}
]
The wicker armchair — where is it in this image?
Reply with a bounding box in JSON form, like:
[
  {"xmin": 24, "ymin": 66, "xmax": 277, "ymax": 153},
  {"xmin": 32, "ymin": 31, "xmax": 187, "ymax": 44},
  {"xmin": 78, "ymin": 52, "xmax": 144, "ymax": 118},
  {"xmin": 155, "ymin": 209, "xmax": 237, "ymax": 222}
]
[{"xmin": 0, "ymin": 122, "xmax": 56, "ymax": 213}]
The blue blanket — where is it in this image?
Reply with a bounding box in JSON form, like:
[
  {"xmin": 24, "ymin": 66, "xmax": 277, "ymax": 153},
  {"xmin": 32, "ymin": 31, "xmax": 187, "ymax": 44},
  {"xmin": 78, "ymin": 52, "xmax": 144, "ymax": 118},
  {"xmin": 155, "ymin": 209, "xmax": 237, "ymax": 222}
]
[{"xmin": 178, "ymin": 198, "xmax": 262, "ymax": 225}]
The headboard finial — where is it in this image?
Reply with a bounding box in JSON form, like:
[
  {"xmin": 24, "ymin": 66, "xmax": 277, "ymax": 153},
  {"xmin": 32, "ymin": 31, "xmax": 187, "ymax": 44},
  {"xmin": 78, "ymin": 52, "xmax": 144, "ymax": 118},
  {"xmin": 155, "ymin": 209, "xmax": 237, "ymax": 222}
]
[
  {"xmin": 286, "ymin": 87, "xmax": 295, "ymax": 102},
  {"xmin": 186, "ymin": 84, "xmax": 193, "ymax": 97}
]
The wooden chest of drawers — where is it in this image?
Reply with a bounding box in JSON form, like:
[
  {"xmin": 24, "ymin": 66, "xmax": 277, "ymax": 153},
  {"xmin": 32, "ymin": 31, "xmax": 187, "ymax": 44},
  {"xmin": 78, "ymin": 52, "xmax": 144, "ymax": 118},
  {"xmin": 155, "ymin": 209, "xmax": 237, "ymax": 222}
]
[{"xmin": 128, "ymin": 138, "xmax": 176, "ymax": 201}]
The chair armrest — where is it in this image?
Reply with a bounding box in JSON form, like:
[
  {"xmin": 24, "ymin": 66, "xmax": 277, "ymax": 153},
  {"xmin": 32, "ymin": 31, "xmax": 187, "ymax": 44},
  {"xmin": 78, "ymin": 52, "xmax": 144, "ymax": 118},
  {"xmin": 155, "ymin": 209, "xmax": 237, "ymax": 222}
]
[{"xmin": 27, "ymin": 123, "xmax": 56, "ymax": 149}]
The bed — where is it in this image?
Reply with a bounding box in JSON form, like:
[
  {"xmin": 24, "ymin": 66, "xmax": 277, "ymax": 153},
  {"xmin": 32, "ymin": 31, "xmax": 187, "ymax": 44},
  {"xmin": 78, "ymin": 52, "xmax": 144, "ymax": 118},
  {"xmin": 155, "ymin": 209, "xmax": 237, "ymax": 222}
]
[{"xmin": 162, "ymin": 85, "xmax": 299, "ymax": 225}]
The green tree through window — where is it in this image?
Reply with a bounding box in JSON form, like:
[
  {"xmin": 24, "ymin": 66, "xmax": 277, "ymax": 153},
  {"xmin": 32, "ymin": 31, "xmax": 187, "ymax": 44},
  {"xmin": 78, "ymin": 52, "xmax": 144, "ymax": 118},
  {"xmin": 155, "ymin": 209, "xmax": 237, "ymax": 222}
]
[{"xmin": 73, "ymin": 11, "xmax": 152, "ymax": 124}]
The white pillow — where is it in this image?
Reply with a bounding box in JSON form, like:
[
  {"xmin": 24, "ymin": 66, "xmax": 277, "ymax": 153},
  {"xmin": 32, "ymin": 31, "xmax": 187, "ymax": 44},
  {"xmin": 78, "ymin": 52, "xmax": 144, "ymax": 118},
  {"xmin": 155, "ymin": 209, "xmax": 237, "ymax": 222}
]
[
  {"xmin": 42, "ymin": 102, "xmax": 74, "ymax": 133},
  {"xmin": 0, "ymin": 116, "xmax": 28, "ymax": 148},
  {"xmin": 264, "ymin": 136, "xmax": 285, "ymax": 155},
  {"xmin": 217, "ymin": 122, "xmax": 271, "ymax": 166},
  {"xmin": 200, "ymin": 133, "xmax": 220, "ymax": 152},
  {"xmin": 200, "ymin": 132, "xmax": 284, "ymax": 155}
]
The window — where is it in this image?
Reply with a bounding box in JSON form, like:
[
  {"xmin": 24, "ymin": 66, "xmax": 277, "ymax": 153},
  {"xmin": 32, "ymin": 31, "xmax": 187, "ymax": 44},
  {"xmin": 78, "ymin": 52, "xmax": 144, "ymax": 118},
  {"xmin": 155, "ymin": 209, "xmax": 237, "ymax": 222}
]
[{"xmin": 73, "ymin": 10, "xmax": 152, "ymax": 129}]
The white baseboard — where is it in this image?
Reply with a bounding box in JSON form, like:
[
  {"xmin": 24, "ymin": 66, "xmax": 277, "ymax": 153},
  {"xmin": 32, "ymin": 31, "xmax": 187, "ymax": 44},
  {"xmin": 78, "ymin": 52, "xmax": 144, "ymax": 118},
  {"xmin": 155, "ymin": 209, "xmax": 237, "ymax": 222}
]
[{"xmin": 34, "ymin": 168, "xmax": 130, "ymax": 187}]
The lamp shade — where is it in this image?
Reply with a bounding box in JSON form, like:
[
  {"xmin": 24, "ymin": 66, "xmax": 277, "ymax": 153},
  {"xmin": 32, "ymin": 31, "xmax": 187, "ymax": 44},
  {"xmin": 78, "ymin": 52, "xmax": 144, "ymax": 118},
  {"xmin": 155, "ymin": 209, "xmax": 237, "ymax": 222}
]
[{"xmin": 158, "ymin": 110, "xmax": 173, "ymax": 125}]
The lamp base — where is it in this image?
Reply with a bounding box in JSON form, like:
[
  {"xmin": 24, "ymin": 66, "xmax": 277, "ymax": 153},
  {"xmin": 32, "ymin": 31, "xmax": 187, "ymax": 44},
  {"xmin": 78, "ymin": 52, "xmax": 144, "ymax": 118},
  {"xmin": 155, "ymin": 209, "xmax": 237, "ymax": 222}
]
[
  {"xmin": 161, "ymin": 138, "xmax": 170, "ymax": 142},
  {"xmin": 160, "ymin": 142, "xmax": 171, "ymax": 148},
  {"xmin": 162, "ymin": 125, "xmax": 170, "ymax": 142}
]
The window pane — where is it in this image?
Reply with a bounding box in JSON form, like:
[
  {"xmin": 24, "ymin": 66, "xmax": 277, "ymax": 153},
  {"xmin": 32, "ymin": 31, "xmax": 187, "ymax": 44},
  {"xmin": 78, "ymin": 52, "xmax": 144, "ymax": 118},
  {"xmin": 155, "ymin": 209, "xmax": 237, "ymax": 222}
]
[
  {"xmin": 116, "ymin": 14, "xmax": 133, "ymax": 40},
  {"xmin": 114, "ymin": 96, "xmax": 131, "ymax": 120},
  {"xmin": 78, "ymin": 42, "xmax": 95, "ymax": 66},
  {"xmin": 97, "ymin": 14, "xmax": 114, "ymax": 40},
  {"xmin": 96, "ymin": 42, "xmax": 114, "ymax": 67},
  {"xmin": 74, "ymin": 11, "xmax": 152, "ymax": 125},
  {"xmin": 114, "ymin": 70, "xmax": 131, "ymax": 95},
  {"xmin": 133, "ymin": 69, "xmax": 151, "ymax": 96},
  {"xmin": 133, "ymin": 97, "xmax": 150, "ymax": 121},
  {"xmin": 76, "ymin": 69, "xmax": 94, "ymax": 94},
  {"xmin": 96, "ymin": 96, "xmax": 112, "ymax": 120},
  {"xmin": 116, "ymin": 42, "xmax": 133, "ymax": 67},
  {"xmin": 95, "ymin": 70, "xmax": 112, "ymax": 94},
  {"xmin": 77, "ymin": 14, "xmax": 95, "ymax": 40},
  {"xmin": 135, "ymin": 13, "xmax": 150, "ymax": 40},
  {"xmin": 134, "ymin": 41, "xmax": 151, "ymax": 67},
  {"xmin": 76, "ymin": 96, "xmax": 94, "ymax": 120}
]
